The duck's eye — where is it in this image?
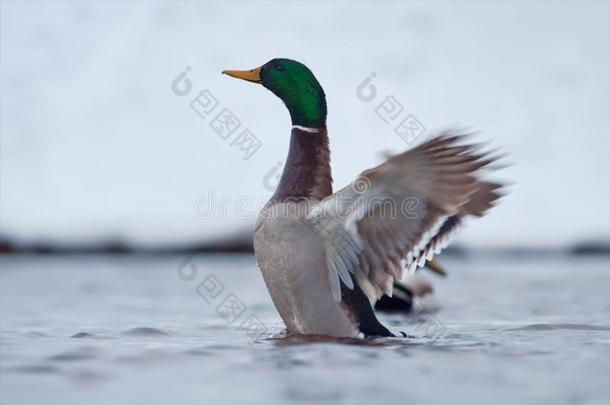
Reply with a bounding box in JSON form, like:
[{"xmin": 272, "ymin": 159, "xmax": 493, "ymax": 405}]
[{"xmin": 276, "ymin": 64, "xmax": 284, "ymax": 71}]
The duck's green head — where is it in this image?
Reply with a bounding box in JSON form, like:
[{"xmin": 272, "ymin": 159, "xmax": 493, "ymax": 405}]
[{"xmin": 223, "ymin": 58, "xmax": 327, "ymax": 129}]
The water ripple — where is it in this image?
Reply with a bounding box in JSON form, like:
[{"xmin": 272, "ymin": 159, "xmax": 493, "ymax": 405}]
[
  {"xmin": 120, "ymin": 327, "xmax": 172, "ymax": 337},
  {"xmin": 9, "ymin": 364, "xmax": 61, "ymax": 374},
  {"xmin": 47, "ymin": 347, "xmax": 99, "ymax": 362},
  {"xmin": 508, "ymin": 323, "xmax": 610, "ymax": 332}
]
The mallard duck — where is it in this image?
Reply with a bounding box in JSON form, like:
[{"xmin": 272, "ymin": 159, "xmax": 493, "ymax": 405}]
[{"xmin": 223, "ymin": 59, "xmax": 503, "ymax": 337}]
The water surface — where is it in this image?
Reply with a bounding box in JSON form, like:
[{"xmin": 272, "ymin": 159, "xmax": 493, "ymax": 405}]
[{"xmin": 1, "ymin": 254, "xmax": 609, "ymax": 404}]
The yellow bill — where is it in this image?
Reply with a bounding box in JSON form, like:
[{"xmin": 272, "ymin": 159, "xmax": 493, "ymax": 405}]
[
  {"xmin": 222, "ymin": 66, "xmax": 262, "ymax": 83},
  {"xmin": 426, "ymin": 258, "xmax": 447, "ymax": 277}
]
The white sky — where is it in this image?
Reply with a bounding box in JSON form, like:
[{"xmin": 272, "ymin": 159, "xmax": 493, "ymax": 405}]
[{"xmin": 1, "ymin": 1, "xmax": 609, "ymax": 248}]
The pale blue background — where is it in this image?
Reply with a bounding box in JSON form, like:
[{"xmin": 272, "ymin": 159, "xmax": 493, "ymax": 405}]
[{"xmin": 1, "ymin": 0, "xmax": 609, "ymax": 248}]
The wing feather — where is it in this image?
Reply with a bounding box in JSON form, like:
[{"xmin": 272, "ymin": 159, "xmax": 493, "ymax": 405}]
[{"xmin": 304, "ymin": 130, "xmax": 505, "ymax": 302}]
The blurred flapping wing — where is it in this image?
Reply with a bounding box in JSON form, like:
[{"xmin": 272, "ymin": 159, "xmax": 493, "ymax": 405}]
[{"xmin": 305, "ymin": 131, "xmax": 504, "ymax": 302}]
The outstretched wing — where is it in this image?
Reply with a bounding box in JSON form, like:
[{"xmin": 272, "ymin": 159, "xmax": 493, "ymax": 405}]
[
  {"xmin": 420, "ymin": 180, "xmax": 504, "ymax": 268},
  {"xmin": 304, "ymin": 131, "xmax": 504, "ymax": 302}
]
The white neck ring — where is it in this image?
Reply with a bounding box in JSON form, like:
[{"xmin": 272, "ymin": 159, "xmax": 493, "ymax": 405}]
[{"xmin": 292, "ymin": 125, "xmax": 323, "ymax": 133}]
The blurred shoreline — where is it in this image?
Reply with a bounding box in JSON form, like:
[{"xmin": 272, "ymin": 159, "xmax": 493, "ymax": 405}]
[{"xmin": 0, "ymin": 234, "xmax": 607, "ymax": 257}]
